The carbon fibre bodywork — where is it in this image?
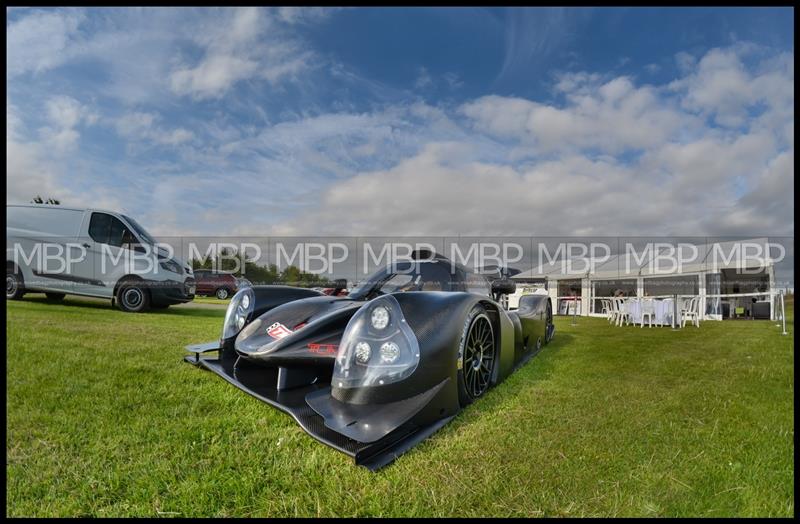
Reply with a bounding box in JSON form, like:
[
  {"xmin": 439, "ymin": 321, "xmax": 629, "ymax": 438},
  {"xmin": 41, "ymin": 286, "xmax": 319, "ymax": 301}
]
[{"xmin": 185, "ymin": 256, "xmax": 554, "ymax": 469}]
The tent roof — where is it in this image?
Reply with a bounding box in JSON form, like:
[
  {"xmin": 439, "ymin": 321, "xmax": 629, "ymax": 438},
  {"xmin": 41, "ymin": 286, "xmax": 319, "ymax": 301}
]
[{"xmin": 513, "ymin": 238, "xmax": 772, "ymax": 281}]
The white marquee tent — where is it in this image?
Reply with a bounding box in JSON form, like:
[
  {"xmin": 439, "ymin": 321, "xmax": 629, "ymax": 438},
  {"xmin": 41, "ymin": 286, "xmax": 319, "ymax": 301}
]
[{"xmin": 512, "ymin": 238, "xmax": 781, "ymax": 321}]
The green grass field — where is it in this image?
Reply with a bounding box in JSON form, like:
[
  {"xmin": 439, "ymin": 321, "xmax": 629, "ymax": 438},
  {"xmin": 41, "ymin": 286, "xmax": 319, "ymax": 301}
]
[
  {"xmin": 190, "ymin": 295, "xmax": 230, "ymax": 305},
  {"xmin": 6, "ymin": 294, "xmax": 794, "ymax": 517}
]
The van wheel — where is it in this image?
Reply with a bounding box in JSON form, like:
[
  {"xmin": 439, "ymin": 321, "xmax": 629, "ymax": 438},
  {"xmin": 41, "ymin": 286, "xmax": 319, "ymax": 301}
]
[
  {"xmin": 6, "ymin": 270, "xmax": 25, "ymax": 300},
  {"xmin": 215, "ymin": 287, "xmax": 230, "ymax": 300},
  {"xmin": 116, "ymin": 281, "xmax": 151, "ymax": 312},
  {"xmin": 45, "ymin": 293, "xmax": 66, "ymax": 301}
]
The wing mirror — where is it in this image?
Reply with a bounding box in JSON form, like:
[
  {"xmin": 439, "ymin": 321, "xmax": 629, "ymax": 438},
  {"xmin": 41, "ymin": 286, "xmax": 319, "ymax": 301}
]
[{"xmin": 491, "ymin": 278, "xmax": 516, "ymax": 296}]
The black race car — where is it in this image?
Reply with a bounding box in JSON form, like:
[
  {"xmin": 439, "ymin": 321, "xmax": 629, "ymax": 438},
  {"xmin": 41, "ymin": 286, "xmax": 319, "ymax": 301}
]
[{"xmin": 185, "ymin": 250, "xmax": 554, "ymax": 470}]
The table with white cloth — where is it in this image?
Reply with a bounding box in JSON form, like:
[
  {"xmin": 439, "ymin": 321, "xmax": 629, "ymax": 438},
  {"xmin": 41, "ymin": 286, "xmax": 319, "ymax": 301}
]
[{"xmin": 623, "ymin": 298, "xmax": 675, "ymax": 326}]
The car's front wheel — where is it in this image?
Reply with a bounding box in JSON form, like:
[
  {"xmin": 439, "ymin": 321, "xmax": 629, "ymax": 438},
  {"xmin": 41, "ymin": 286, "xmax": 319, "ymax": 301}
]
[
  {"xmin": 457, "ymin": 304, "xmax": 496, "ymax": 406},
  {"xmin": 6, "ymin": 270, "xmax": 25, "ymax": 300},
  {"xmin": 116, "ymin": 281, "xmax": 151, "ymax": 313},
  {"xmin": 215, "ymin": 287, "xmax": 230, "ymax": 300}
]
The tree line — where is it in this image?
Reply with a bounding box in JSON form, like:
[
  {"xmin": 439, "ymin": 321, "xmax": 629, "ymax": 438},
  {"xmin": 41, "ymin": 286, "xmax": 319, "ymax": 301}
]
[{"xmin": 190, "ymin": 250, "xmax": 333, "ymax": 288}]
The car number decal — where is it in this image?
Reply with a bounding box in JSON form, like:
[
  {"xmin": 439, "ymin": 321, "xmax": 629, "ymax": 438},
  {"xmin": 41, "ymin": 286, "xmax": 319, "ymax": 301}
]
[{"xmin": 267, "ymin": 322, "xmax": 293, "ymax": 339}]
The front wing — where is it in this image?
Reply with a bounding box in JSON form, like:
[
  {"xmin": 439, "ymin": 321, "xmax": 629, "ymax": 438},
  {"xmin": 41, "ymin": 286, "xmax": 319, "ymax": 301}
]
[{"xmin": 184, "ymin": 343, "xmax": 453, "ymax": 470}]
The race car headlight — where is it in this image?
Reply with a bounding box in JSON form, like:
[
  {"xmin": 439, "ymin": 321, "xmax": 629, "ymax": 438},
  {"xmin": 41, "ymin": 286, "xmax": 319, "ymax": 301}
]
[
  {"xmin": 370, "ymin": 306, "xmax": 390, "ymax": 330},
  {"xmin": 379, "ymin": 341, "xmax": 400, "ymax": 363},
  {"xmin": 221, "ymin": 287, "xmax": 255, "ymax": 341},
  {"xmin": 333, "ymin": 294, "xmax": 420, "ymax": 389},
  {"xmin": 354, "ymin": 341, "xmax": 371, "ymax": 364}
]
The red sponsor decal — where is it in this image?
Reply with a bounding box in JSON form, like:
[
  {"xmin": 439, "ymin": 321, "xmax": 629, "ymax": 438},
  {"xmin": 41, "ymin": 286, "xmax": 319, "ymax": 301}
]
[
  {"xmin": 266, "ymin": 322, "xmax": 293, "ymax": 339},
  {"xmin": 307, "ymin": 343, "xmax": 339, "ymax": 355}
]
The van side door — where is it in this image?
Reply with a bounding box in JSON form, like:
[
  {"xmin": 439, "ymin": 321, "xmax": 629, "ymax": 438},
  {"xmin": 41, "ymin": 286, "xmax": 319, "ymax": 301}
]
[
  {"xmin": 70, "ymin": 211, "xmax": 102, "ymax": 296},
  {"xmin": 83, "ymin": 212, "xmax": 143, "ymax": 298}
]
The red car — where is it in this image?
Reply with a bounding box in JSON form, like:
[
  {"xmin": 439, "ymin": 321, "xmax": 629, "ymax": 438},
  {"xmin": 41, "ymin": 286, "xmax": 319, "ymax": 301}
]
[
  {"xmin": 193, "ymin": 270, "xmax": 239, "ymax": 299},
  {"xmin": 319, "ymin": 279, "xmax": 349, "ymax": 296}
]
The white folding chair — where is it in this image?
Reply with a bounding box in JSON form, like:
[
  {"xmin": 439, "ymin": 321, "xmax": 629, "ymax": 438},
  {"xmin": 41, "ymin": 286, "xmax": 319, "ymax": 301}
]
[
  {"xmin": 681, "ymin": 296, "xmax": 700, "ymax": 328},
  {"xmin": 641, "ymin": 298, "xmax": 655, "ymax": 328},
  {"xmin": 599, "ymin": 299, "xmax": 610, "ymax": 317},
  {"xmin": 623, "ymin": 298, "xmax": 636, "ymax": 326},
  {"xmin": 606, "ymin": 298, "xmax": 617, "ymax": 325},
  {"xmin": 616, "ymin": 298, "xmax": 630, "ymax": 327}
]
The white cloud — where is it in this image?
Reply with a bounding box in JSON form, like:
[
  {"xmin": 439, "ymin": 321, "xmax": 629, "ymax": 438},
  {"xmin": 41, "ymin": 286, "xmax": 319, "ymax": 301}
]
[
  {"xmin": 38, "ymin": 95, "xmax": 98, "ymax": 152},
  {"xmin": 461, "ymin": 77, "xmax": 691, "ymax": 155},
  {"xmin": 7, "ymin": 8, "xmax": 321, "ymax": 105},
  {"xmin": 170, "ymin": 55, "xmax": 259, "ymax": 99},
  {"xmin": 264, "ymin": 44, "xmax": 793, "ymax": 238},
  {"xmin": 671, "ymin": 44, "xmax": 794, "ymax": 128},
  {"xmin": 414, "ymin": 67, "xmax": 433, "ymax": 89},
  {"xmin": 719, "ymin": 150, "xmax": 794, "ymax": 235},
  {"xmin": 101, "ymin": 42, "xmax": 792, "ymax": 238},
  {"xmin": 7, "ymin": 103, "xmax": 70, "ymax": 204},
  {"xmin": 6, "ymin": 9, "xmax": 84, "ymax": 77},
  {"xmin": 45, "ymin": 95, "xmax": 97, "ymax": 128},
  {"xmin": 5, "ymin": 20, "xmax": 794, "ymax": 242},
  {"xmin": 443, "ymin": 72, "xmax": 463, "ymax": 90},
  {"xmin": 675, "ymin": 51, "xmax": 696, "ymax": 73},
  {"xmin": 169, "ymin": 7, "xmax": 316, "ymax": 99},
  {"xmin": 6, "ymin": 138, "xmax": 71, "ymax": 204},
  {"xmin": 414, "ymin": 69, "xmax": 464, "ymax": 91},
  {"xmin": 115, "ymin": 111, "xmax": 194, "ymax": 146},
  {"xmin": 265, "ymin": 143, "xmax": 654, "ymax": 236}
]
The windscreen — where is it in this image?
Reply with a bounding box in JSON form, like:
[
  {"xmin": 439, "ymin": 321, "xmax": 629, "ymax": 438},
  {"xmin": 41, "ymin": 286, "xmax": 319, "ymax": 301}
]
[
  {"xmin": 349, "ymin": 260, "xmax": 458, "ymax": 300},
  {"xmin": 122, "ymin": 214, "xmax": 157, "ymax": 246}
]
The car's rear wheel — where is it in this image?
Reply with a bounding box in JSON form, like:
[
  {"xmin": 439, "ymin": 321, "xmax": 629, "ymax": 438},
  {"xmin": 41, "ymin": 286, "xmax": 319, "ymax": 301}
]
[
  {"xmin": 215, "ymin": 287, "xmax": 230, "ymax": 300},
  {"xmin": 45, "ymin": 292, "xmax": 66, "ymax": 301},
  {"xmin": 116, "ymin": 280, "xmax": 151, "ymax": 313},
  {"xmin": 457, "ymin": 304, "xmax": 496, "ymax": 406},
  {"xmin": 6, "ymin": 270, "xmax": 25, "ymax": 300}
]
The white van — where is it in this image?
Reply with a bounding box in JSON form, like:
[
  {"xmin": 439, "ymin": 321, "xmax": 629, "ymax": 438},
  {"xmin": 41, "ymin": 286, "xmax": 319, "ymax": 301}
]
[{"xmin": 6, "ymin": 204, "xmax": 195, "ymax": 312}]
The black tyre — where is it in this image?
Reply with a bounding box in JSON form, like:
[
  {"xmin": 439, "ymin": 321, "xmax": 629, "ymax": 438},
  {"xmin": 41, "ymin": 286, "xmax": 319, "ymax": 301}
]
[
  {"xmin": 45, "ymin": 292, "xmax": 66, "ymax": 301},
  {"xmin": 6, "ymin": 269, "xmax": 25, "ymax": 300},
  {"xmin": 545, "ymin": 301, "xmax": 554, "ymax": 343},
  {"xmin": 215, "ymin": 287, "xmax": 230, "ymax": 300},
  {"xmin": 457, "ymin": 304, "xmax": 496, "ymax": 407},
  {"xmin": 116, "ymin": 280, "xmax": 151, "ymax": 313}
]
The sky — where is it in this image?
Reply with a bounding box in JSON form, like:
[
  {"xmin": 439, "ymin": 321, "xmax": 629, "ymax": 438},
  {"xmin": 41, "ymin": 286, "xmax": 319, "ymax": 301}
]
[{"xmin": 6, "ymin": 7, "xmax": 795, "ymax": 241}]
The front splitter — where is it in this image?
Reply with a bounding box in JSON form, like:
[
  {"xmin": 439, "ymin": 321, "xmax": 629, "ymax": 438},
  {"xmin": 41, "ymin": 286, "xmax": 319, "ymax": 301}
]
[{"xmin": 185, "ymin": 350, "xmax": 453, "ymax": 470}]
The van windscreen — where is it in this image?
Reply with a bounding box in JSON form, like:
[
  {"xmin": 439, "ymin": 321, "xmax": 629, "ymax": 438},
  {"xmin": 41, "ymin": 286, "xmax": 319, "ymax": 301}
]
[{"xmin": 122, "ymin": 215, "xmax": 157, "ymax": 245}]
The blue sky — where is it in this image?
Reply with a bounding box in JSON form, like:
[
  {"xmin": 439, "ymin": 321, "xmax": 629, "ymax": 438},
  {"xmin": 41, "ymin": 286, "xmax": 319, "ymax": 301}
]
[{"xmin": 6, "ymin": 7, "xmax": 794, "ymax": 240}]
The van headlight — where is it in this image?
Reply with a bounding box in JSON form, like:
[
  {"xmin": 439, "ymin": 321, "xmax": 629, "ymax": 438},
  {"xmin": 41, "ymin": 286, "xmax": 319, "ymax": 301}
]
[
  {"xmin": 222, "ymin": 287, "xmax": 255, "ymax": 341},
  {"xmin": 159, "ymin": 258, "xmax": 183, "ymax": 275},
  {"xmin": 333, "ymin": 295, "xmax": 420, "ymax": 389}
]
